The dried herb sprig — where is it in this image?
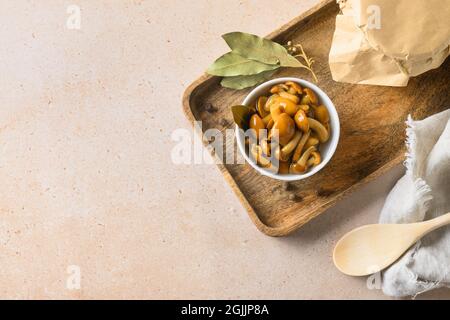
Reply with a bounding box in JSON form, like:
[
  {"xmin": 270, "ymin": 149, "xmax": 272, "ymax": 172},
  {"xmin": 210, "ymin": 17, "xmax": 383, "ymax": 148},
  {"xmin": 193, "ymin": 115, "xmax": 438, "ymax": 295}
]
[{"xmin": 285, "ymin": 41, "xmax": 318, "ymax": 83}]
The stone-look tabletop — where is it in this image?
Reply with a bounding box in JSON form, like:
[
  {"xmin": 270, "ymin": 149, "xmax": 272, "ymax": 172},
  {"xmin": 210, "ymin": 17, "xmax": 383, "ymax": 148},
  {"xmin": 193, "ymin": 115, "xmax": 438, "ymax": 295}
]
[{"xmin": 0, "ymin": 0, "xmax": 448, "ymax": 299}]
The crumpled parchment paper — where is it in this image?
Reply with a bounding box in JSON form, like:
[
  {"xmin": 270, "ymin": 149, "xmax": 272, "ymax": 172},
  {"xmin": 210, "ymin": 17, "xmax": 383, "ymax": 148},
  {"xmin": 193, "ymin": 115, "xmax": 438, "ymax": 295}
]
[{"xmin": 329, "ymin": 0, "xmax": 450, "ymax": 86}]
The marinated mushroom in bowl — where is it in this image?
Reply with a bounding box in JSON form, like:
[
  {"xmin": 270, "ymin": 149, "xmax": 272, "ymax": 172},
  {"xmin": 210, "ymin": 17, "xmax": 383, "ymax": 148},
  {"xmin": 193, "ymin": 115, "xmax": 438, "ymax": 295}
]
[{"xmin": 244, "ymin": 81, "xmax": 331, "ymax": 175}]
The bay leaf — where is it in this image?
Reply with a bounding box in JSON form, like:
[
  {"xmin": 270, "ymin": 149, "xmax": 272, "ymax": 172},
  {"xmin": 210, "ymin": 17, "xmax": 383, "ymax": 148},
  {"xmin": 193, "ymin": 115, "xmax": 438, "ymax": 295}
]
[
  {"xmin": 231, "ymin": 105, "xmax": 256, "ymax": 130},
  {"xmin": 222, "ymin": 32, "xmax": 302, "ymax": 68},
  {"xmin": 207, "ymin": 52, "xmax": 279, "ymax": 77},
  {"xmin": 221, "ymin": 70, "xmax": 277, "ymax": 90}
]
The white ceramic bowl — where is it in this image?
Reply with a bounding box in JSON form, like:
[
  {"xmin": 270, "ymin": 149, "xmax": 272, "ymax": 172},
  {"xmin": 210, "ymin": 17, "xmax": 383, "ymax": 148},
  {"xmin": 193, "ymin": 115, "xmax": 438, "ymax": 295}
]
[{"xmin": 236, "ymin": 77, "xmax": 340, "ymax": 181}]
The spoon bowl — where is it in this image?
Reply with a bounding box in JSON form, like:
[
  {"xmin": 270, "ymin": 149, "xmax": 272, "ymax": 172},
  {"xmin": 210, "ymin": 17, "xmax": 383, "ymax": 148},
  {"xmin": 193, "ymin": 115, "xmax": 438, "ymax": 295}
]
[{"xmin": 333, "ymin": 212, "xmax": 450, "ymax": 276}]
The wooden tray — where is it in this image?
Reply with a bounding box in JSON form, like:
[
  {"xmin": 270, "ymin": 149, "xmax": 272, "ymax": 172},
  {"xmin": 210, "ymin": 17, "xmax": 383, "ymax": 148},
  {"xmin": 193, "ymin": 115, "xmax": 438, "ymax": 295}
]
[{"xmin": 182, "ymin": 0, "xmax": 450, "ymax": 236}]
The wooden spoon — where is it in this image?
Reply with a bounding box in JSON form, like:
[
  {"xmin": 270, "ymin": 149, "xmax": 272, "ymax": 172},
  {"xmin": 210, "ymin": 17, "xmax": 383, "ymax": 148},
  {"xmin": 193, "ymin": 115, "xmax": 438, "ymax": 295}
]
[{"xmin": 333, "ymin": 212, "xmax": 450, "ymax": 276}]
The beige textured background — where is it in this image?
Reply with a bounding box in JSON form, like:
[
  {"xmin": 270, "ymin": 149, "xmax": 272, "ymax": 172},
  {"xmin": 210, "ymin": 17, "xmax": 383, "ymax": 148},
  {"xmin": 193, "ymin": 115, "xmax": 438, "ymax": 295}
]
[{"xmin": 0, "ymin": 0, "xmax": 448, "ymax": 299}]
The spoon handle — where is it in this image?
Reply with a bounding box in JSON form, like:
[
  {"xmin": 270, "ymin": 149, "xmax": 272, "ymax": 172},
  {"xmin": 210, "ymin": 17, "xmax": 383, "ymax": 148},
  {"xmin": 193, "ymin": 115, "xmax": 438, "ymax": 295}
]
[{"xmin": 422, "ymin": 212, "xmax": 450, "ymax": 233}]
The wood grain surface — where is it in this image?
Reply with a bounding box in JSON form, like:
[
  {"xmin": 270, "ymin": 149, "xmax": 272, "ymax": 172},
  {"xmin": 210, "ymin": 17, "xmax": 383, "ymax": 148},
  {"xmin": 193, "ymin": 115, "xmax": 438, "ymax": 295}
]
[{"xmin": 182, "ymin": 0, "xmax": 450, "ymax": 236}]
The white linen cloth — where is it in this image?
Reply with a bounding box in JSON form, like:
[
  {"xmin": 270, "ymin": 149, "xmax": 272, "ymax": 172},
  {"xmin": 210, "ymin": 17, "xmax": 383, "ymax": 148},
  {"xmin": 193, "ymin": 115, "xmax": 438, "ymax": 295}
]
[{"xmin": 379, "ymin": 109, "xmax": 450, "ymax": 297}]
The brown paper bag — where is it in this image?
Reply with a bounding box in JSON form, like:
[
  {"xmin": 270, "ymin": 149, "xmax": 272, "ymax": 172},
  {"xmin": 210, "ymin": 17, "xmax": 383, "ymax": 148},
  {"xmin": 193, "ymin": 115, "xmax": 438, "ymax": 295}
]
[{"xmin": 329, "ymin": 0, "xmax": 450, "ymax": 86}]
